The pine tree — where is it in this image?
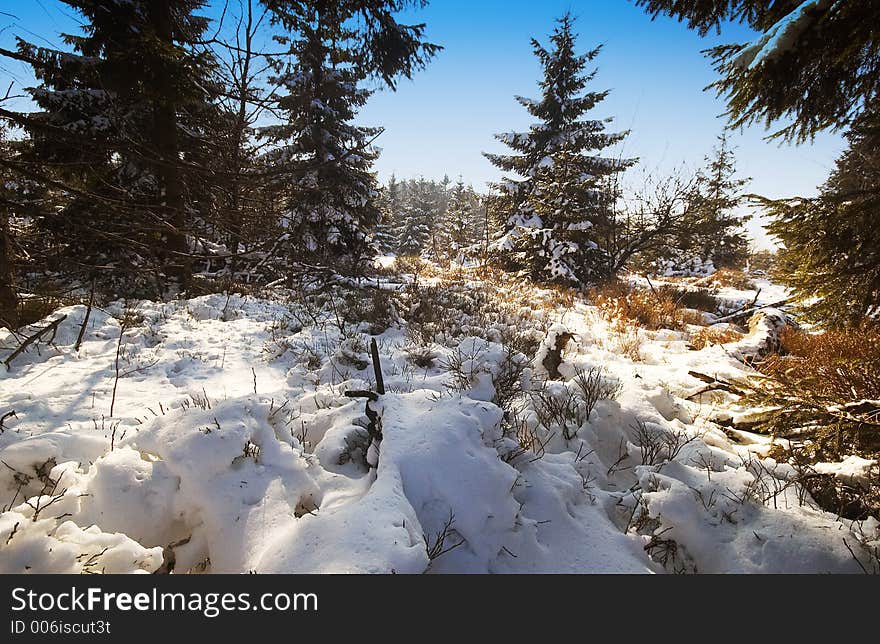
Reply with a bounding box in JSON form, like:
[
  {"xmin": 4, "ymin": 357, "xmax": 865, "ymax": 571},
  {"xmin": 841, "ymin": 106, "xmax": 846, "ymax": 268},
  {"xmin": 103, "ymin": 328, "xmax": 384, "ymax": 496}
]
[
  {"xmin": 0, "ymin": 0, "xmax": 218, "ymax": 294},
  {"xmin": 443, "ymin": 178, "xmax": 478, "ymax": 262},
  {"xmin": 261, "ymin": 3, "xmax": 382, "ymax": 272},
  {"xmin": 396, "ymin": 178, "xmax": 434, "ymax": 256},
  {"xmin": 694, "ymin": 133, "xmax": 750, "ymax": 269},
  {"xmin": 373, "ymin": 179, "xmax": 398, "ymax": 254},
  {"xmin": 378, "ymin": 174, "xmax": 407, "ymax": 254},
  {"xmin": 259, "ymin": 0, "xmax": 439, "ymax": 273},
  {"xmin": 468, "ymin": 189, "xmax": 488, "ymax": 257},
  {"xmin": 635, "ymin": 0, "xmax": 880, "ymax": 142},
  {"xmin": 659, "ymin": 133, "xmax": 750, "ymax": 274},
  {"xmin": 485, "ymin": 13, "xmax": 633, "ymax": 285},
  {"xmin": 765, "ymin": 107, "xmax": 880, "ymax": 326}
]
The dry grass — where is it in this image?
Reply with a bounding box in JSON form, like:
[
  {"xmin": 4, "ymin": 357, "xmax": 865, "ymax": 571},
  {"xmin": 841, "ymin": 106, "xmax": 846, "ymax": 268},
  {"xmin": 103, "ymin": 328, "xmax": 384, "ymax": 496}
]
[
  {"xmin": 591, "ymin": 281, "xmax": 707, "ymax": 332},
  {"xmin": 745, "ymin": 324, "xmax": 880, "ymax": 459},
  {"xmin": 695, "ymin": 268, "xmax": 755, "ymax": 291},
  {"xmin": 605, "ymin": 317, "xmax": 644, "ymax": 361},
  {"xmin": 690, "ymin": 326, "xmax": 745, "ymax": 350},
  {"xmin": 762, "ymin": 325, "xmax": 880, "ymax": 403}
]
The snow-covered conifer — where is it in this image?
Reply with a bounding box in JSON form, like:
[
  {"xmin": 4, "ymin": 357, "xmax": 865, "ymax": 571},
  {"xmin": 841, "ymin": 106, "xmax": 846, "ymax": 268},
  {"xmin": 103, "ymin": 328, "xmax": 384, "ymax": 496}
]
[{"xmin": 485, "ymin": 13, "xmax": 633, "ymax": 285}]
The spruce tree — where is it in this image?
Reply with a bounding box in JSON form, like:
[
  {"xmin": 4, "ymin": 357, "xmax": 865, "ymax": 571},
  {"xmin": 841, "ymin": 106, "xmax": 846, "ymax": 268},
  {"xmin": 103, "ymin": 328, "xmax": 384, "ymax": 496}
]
[
  {"xmin": 0, "ymin": 125, "xmax": 17, "ymax": 329},
  {"xmin": 0, "ymin": 0, "xmax": 218, "ymax": 294},
  {"xmin": 485, "ymin": 13, "xmax": 633, "ymax": 285},
  {"xmin": 261, "ymin": 3, "xmax": 382, "ymax": 271},
  {"xmin": 636, "ymin": 0, "xmax": 880, "ymax": 142},
  {"xmin": 765, "ymin": 107, "xmax": 880, "ymax": 326},
  {"xmin": 659, "ymin": 133, "xmax": 750, "ymax": 274},
  {"xmin": 260, "ymin": 0, "xmax": 438, "ymax": 273},
  {"xmin": 443, "ymin": 178, "xmax": 478, "ymax": 263},
  {"xmin": 373, "ymin": 179, "xmax": 399, "ymax": 254},
  {"xmin": 693, "ymin": 133, "xmax": 750, "ymax": 269},
  {"xmin": 396, "ymin": 178, "xmax": 434, "ymax": 256}
]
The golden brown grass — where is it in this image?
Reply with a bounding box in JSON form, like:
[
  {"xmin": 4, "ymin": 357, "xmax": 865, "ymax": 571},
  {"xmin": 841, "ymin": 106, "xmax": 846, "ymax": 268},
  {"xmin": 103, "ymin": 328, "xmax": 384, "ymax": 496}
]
[
  {"xmin": 695, "ymin": 268, "xmax": 755, "ymax": 291},
  {"xmin": 591, "ymin": 281, "xmax": 707, "ymax": 332},
  {"xmin": 759, "ymin": 325, "xmax": 880, "ymax": 403},
  {"xmin": 689, "ymin": 326, "xmax": 745, "ymax": 350},
  {"xmin": 743, "ymin": 324, "xmax": 880, "ymax": 460}
]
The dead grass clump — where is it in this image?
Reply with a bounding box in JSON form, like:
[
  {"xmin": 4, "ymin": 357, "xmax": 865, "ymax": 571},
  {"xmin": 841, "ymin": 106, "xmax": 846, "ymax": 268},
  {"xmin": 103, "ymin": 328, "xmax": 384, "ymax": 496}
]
[
  {"xmin": 695, "ymin": 268, "xmax": 755, "ymax": 291},
  {"xmin": 544, "ymin": 284, "xmax": 578, "ymax": 310},
  {"xmin": 690, "ymin": 326, "xmax": 745, "ymax": 350},
  {"xmin": 591, "ymin": 282, "xmax": 707, "ymax": 332},
  {"xmin": 763, "ymin": 325, "xmax": 880, "ymax": 404},
  {"xmin": 746, "ymin": 324, "xmax": 880, "ymax": 459}
]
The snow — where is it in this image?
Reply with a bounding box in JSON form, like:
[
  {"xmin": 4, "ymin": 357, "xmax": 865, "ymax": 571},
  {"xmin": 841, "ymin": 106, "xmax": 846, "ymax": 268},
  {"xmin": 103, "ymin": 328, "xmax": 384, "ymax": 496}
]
[
  {"xmin": 814, "ymin": 456, "xmax": 877, "ymax": 487},
  {"xmin": 736, "ymin": 1, "xmax": 834, "ymax": 70},
  {"xmin": 0, "ymin": 279, "xmax": 875, "ymax": 574}
]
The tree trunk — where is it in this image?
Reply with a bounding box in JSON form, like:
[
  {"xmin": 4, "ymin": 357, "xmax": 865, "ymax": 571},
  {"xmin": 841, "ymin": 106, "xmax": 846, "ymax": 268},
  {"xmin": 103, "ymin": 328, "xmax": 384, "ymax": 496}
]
[
  {"xmin": 0, "ymin": 213, "xmax": 17, "ymax": 329},
  {"xmin": 542, "ymin": 330, "xmax": 573, "ymax": 380},
  {"xmin": 151, "ymin": 0, "xmax": 191, "ymax": 290}
]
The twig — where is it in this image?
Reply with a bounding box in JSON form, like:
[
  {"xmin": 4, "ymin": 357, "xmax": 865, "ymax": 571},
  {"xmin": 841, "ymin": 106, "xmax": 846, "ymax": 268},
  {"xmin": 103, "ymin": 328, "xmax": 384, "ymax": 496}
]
[
  {"xmin": 5, "ymin": 521, "xmax": 19, "ymax": 545},
  {"xmin": 843, "ymin": 538, "xmax": 870, "ymax": 575},
  {"xmin": 109, "ymin": 317, "xmax": 128, "ymax": 417},
  {"xmin": 0, "ymin": 409, "xmax": 16, "ymax": 433}
]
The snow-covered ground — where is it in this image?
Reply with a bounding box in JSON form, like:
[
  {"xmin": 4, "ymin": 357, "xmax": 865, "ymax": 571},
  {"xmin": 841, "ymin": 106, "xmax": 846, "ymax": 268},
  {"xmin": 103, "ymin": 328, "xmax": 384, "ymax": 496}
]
[{"xmin": 0, "ymin": 275, "xmax": 876, "ymax": 574}]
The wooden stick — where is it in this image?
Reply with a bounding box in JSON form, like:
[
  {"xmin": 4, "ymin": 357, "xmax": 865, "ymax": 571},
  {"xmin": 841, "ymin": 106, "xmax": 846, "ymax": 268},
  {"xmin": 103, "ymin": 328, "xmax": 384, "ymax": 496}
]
[
  {"xmin": 74, "ymin": 280, "xmax": 96, "ymax": 352},
  {"xmin": 371, "ymin": 338, "xmax": 385, "ymax": 395}
]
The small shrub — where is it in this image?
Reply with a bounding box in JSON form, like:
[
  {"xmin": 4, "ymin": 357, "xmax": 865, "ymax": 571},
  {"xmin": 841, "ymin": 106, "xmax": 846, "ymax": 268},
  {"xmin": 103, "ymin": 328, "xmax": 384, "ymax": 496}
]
[
  {"xmin": 405, "ymin": 345, "xmax": 438, "ymax": 369},
  {"xmin": 492, "ymin": 344, "xmax": 530, "ymax": 411},
  {"xmin": 395, "ymin": 256, "xmax": 426, "ymax": 280},
  {"xmin": 334, "ymin": 289, "xmax": 398, "ymax": 335},
  {"xmin": 746, "ymin": 324, "xmax": 880, "ymax": 459},
  {"xmin": 443, "ymin": 342, "xmax": 488, "ymax": 393},
  {"xmin": 571, "ymin": 367, "xmax": 621, "ymax": 418},
  {"xmin": 633, "ymin": 420, "xmax": 697, "ymax": 467},
  {"xmin": 529, "ymin": 369, "xmax": 619, "ymax": 441},
  {"xmin": 530, "ymin": 383, "xmax": 585, "ymax": 441}
]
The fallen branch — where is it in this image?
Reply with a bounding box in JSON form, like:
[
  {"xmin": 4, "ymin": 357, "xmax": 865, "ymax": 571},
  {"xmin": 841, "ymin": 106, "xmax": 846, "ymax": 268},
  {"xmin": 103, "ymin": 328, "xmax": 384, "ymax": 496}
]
[
  {"xmin": 686, "ymin": 371, "xmax": 749, "ymax": 399},
  {"xmin": 3, "ymin": 315, "xmax": 68, "ymax": 369},
  {"xmin": 713, "ymin": 299, "xmax": 791, "ymax": 325}
]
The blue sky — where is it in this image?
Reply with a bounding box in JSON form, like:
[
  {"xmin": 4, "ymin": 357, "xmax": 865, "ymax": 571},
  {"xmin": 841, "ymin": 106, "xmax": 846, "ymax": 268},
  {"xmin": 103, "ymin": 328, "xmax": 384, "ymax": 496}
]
[{"xmin": 0, "ymin": 0, "xmax": 847, "ymax": 248}]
